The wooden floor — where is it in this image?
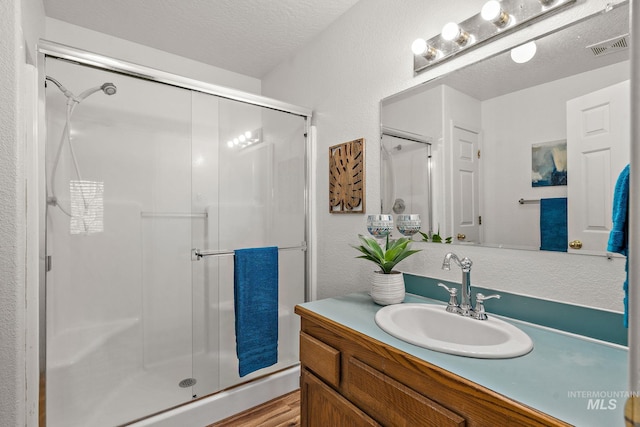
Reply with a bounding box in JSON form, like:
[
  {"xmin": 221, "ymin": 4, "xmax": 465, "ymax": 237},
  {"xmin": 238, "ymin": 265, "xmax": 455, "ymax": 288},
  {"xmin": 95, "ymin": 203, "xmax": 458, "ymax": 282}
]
[{"xmin": 208, "ymin": 390, "xmax": 300, "ymax": 427}]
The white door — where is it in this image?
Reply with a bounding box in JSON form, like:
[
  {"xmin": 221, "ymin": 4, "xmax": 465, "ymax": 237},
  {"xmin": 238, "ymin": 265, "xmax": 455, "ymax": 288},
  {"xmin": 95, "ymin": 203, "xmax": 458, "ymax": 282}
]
[
  {"xmin": 451, "ymin": 123, "xmax": 480, "ymax": 243},
  {"xmin": 566, "ymin": 80, "xmax": 629, "ymax": 255}
]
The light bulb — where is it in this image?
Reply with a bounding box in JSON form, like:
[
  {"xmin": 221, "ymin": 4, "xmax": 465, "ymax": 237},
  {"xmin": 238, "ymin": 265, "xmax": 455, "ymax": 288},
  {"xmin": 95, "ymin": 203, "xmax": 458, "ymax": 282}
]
[
  {"xmin": 233, "ymin": 138, "xmax": 239, "ymax": 145},
  {"xmin": 411, "ymin": 38, "xmax": 437, "ymax": 60},
  {"xmin": 244, "ymin": 131, "xmax": 252, "ymax": 138},
  {"xmin": 411, "ymin": 38, "xmax": 427, "ymax": 55},
  {"xmin": 227, "ymin": 141, "xmax": 234, "ymax": 148},
  {"xmin": 481, "ymin": 1, "xmax": 509, "ymax": 26},
  {"xmin": 441, "ymin": 23, "xmax": 460, "ymax": 41},
  {"xmin": 510, "ymin": 41, "xmax": 537, "ymax": 63},
  {"xmin": 239, "ymin": 135, "xmax": 246, "ymax": 142},
  {"xmin": 441, "ymin": 22, "xmax": 469, "ymax": 45}
]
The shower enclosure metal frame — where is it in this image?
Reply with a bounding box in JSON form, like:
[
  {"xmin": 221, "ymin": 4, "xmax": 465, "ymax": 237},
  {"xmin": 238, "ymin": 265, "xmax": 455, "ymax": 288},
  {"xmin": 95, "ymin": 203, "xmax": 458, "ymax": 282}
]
[{"xmin": 37, "ymin": 39, "xmax": 313, "ymax": 426}]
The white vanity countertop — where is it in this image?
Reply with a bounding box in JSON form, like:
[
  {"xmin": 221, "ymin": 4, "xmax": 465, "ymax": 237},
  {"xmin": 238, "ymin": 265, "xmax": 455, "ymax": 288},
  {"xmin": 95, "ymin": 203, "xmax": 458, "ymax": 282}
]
[{"xmin": 298, "ymin": 292, "xmax": 628, "ymax": 426}]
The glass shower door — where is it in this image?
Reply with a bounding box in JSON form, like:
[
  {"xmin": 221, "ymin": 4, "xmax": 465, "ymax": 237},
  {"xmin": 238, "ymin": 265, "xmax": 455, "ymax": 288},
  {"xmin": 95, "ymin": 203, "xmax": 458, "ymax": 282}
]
[
  {"xmin": 44, "ymin": 54, "xmax": 309, "ymax": 426},
  {"xmin": 44, "ymin": 57, "xmax": 195, "ymax": 427},
  {"xmin": 191, "ymin": 93, "xmax": 308, "ymax": 398}
]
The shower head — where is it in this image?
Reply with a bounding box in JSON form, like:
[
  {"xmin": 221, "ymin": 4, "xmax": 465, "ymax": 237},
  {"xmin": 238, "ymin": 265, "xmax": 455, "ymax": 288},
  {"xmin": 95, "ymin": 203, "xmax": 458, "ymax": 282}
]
[
  {"xmin": 77, "ymin": 82, "xmax": 118, "ymax": 101},
  {"xmin": 101, "ymin": 83, "xmax": 117, "ymax": 96},
  {"xmin": 46, "ymin": 76, "xmax": 118, "ymax": 102}
]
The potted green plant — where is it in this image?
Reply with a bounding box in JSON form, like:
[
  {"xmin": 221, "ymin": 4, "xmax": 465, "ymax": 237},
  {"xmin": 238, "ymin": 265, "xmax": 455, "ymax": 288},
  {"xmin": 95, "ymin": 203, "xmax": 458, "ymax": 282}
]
[{"xmin": 352, "ymin": 234, "xmax": 421, "ymax": 305}]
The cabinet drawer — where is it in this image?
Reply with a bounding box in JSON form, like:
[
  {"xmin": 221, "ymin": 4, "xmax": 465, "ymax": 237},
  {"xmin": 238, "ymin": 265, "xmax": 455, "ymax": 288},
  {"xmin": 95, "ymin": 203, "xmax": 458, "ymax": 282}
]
[
  {"xmin": 300, "ymin": 332, "xmax": 341, "ymax": 388},
  {"xmin": 347, "ymin": 357, "xmax": 466, "ymax": 427}
]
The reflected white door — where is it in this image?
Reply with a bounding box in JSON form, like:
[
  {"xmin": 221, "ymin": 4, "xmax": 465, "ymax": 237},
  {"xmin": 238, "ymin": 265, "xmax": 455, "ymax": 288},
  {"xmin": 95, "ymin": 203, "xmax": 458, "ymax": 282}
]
[
  {"xmin": 451, "ymin": 122, "xmax": 480, "ymax": 243},
  {"xmin": 566, "ymin": 80, "xmax": 629, "ymax": 255}
]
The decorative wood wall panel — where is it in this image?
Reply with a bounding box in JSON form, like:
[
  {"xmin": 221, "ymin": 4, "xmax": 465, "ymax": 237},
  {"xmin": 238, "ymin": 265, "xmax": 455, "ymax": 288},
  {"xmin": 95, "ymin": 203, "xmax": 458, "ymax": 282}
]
[{"xmin": 329, "ymin": 138, "xmax": 365, "ymax": 213}]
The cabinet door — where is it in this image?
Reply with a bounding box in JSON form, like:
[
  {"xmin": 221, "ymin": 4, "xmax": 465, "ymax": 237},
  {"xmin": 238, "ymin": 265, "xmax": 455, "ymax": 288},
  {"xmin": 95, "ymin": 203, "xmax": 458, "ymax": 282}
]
[{"xmin": 301, "ymin": 370, "xmax": 380, "ymax": 427}]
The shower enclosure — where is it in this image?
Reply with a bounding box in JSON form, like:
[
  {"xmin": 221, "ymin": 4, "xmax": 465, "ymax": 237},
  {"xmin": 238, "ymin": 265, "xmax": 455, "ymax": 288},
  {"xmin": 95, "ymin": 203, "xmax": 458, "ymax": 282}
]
[
  {"xmin": 40, "ymin": 43, "xmax": 310, "ymax": 427},
  {"xmin": 380, "ymin": 126, "xmax": 433, "ymax": 237}
]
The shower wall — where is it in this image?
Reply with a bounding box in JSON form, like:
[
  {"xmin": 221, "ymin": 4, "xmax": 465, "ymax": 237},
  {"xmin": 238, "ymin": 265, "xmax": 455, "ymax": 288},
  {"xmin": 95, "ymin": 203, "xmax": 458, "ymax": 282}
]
[{"xmin": 44, "ymin": 57, "xmax": 307, "ymax": 427}]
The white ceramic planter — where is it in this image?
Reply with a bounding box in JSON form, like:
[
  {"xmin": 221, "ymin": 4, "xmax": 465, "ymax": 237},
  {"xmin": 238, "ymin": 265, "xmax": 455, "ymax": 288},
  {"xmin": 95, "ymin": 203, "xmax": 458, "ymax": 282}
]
[{"xmin": 370, "ymin": 271, "xmax": 405, "ymax": 305}]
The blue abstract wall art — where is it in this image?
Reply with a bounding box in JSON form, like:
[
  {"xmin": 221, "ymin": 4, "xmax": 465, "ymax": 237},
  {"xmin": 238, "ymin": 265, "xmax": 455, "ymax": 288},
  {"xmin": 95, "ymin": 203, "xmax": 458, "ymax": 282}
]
[{"xmin": 532, "ymin": 140, "xmax": 567, "ymax": 187}]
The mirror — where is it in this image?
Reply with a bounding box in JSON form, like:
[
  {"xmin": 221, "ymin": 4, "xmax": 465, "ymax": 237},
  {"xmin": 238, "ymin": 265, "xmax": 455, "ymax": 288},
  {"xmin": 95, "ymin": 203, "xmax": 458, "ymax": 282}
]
[{"xmin": 381, "ymin": 3, "xmax": 630, "ymax": 255}]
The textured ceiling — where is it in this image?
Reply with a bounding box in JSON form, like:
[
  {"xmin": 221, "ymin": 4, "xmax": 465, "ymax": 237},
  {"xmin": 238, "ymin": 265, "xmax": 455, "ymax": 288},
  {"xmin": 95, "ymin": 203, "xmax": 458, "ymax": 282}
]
[{"xmin": 43, "ymin": 0, "xmax": 361, "ymax": 78}]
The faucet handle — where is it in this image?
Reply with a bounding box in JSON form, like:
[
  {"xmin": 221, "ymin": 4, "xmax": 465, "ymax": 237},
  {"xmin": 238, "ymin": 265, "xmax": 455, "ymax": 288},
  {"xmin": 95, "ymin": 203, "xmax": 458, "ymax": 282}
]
[
  {"xmin": 473, "ymin": 293, "xmax": 501, "ymax": 320},
  {"xmin": 438, "ymin": 283, "xmax": 461, "ymax": 314}
]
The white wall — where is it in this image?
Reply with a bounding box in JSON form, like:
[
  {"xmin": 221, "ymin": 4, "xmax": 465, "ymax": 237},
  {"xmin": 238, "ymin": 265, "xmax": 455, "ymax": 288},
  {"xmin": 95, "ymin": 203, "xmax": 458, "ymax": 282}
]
[
  {"xmin": 262, "ymin": 0, "xmax": 627, "ymax": 311},
  {"xmin": 1, "ymin": 2, "xmax": 44, "ymax": 427},
  {"xmin": 0, "ymin": 5, "xmax": 26, "ymax": 427},
  {"xmin": 45, "ymin": 18, "xmax": 261, "ymax": 95}
]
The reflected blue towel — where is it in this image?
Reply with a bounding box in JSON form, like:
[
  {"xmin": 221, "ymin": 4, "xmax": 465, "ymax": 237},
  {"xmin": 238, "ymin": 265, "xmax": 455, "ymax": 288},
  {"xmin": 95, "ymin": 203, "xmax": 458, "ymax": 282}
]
[
  {"xmin": 234, "ymin": 246, "xmax": 278, "ymax": 377},
  {"xmin": 539, "ymin": 198, "xmax": 568, "ymax": 252},
  {"xmin": 607, "ymin": 165, "xmax": 629, "ymax": 327}
]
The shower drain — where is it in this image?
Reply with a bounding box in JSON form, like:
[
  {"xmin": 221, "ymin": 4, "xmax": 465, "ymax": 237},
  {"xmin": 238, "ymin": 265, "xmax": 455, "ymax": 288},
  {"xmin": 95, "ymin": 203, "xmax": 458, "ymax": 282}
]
[{"xmin": 179, "ymin": 378, "xmax": 197, "ymax": 388}]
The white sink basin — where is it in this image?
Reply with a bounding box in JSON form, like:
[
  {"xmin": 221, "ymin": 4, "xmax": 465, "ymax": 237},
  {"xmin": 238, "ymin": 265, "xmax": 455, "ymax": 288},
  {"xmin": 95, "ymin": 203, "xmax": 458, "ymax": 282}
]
[{"xmin": 375, "ymin": 303, "xmax": 533, "ymax": 359}]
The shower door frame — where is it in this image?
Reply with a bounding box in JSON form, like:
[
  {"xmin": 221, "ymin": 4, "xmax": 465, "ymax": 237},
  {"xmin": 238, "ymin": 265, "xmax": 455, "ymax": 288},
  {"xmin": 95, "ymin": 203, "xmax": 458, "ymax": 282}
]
[{"xmin": 37, "ymin": 39, "xmax": 313, "ymax": 426}]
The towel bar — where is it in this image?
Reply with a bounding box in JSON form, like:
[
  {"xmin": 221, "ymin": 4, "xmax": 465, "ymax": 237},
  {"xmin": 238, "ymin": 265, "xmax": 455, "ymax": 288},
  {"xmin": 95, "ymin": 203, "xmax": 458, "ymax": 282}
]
[
  {"xmin": 518, "ymin": 198, "xmax": 540, "ymax": 205},
  {"xmin": 141, "ymin": 211, "xmax": 208, "ymax": 218},
  {"xmin": 192, "ymin": 243, "xmax": 307, "ymax": 260}
]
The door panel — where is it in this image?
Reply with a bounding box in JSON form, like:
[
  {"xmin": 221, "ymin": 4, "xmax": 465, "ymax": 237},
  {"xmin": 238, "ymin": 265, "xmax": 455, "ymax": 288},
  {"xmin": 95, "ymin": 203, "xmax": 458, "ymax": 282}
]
[
  {"xmin": 567, "ymin": 80, "xmax": 629, "ymax": 255},
  {"xmin": 451, "ymin": 123, "xmax": 480, "ymax": 243}
]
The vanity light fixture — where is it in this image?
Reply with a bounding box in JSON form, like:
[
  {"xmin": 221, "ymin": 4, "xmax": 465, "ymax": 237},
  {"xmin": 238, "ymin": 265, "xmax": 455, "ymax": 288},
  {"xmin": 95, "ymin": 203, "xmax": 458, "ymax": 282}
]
[
  {"xmin": 412, "ymin": 0, "xmax": 576, "ymax": 73},
  {"xmin": 228, "ymin": 128, "xmax": 262, "ymax": 149},
  {"xmin": 411, "ymin": 38, "xmax": 438, "ymax": 60},
  {"xmin": 442, "ymin": 22, "xmax": 470, "ymax": 46},
  {"xmin": 481, "ymin": 0, "xmax": 510, "ymax": 27}
]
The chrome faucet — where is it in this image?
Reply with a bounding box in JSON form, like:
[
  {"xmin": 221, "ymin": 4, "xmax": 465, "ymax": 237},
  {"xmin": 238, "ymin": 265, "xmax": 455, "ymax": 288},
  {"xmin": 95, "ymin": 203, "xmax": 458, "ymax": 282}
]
[{"xmin": 442, "ymin": 252, "xmax": 474, "ymax": 316}]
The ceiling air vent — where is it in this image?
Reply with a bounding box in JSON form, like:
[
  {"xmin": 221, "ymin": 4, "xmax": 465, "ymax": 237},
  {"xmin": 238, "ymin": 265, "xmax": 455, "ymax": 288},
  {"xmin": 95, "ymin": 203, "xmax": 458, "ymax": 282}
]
[{"xmin": 587, "ymin": 34, "xmax": 629, "ymax": 57}]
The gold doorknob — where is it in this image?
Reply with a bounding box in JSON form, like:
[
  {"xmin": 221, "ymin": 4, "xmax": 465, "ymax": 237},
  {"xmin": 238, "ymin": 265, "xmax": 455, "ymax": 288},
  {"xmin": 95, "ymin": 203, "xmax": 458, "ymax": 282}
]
[
  {"xmin": 569, "ymin": 240, "xmax": 583, "ymax": 249},
  {"xmin": 457, "ymin": 233, "xmax": 466, "ymax": 241}
]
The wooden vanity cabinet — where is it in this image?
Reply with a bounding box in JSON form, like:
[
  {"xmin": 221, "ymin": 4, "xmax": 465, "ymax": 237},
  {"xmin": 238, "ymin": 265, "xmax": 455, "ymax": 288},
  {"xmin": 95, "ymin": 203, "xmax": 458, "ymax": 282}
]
[{"xmin": 295, "ymin": 305, "xmax": 571, "ymax": 427}]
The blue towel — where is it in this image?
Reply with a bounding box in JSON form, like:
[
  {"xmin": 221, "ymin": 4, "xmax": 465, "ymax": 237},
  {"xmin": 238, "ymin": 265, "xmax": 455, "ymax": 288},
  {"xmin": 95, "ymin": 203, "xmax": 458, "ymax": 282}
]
[
  {"xmin": 607, "ymin": 165, "xmax": 629, "ymax": 327},
  {"xmin": 234, "ymin": 246, "xmax": 279, "ymax": 377},
  {"xmin": 539, "ymin": 198, "xmax": 568, "ymax": 252}
]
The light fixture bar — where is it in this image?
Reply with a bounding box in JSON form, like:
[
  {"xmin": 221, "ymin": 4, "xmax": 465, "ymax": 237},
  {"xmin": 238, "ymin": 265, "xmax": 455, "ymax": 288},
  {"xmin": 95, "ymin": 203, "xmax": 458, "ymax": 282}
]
[{"xmin": 413, "ymin": 0, "xmax": 576, "ymax": 73}]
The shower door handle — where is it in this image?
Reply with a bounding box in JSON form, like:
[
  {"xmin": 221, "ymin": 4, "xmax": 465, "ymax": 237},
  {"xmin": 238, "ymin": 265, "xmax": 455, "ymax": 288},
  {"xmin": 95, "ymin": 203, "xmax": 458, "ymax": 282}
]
[{"xmin": 192, "ymin": 248, "xmax": 222, "ymax": 260}]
